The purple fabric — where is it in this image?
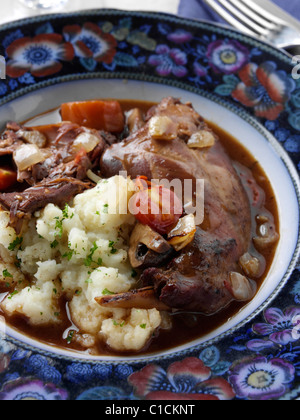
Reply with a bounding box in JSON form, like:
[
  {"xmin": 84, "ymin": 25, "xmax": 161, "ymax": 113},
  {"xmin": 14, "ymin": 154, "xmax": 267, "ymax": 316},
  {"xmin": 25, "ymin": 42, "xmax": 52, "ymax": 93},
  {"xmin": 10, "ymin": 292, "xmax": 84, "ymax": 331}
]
[{"xmin": 178, "ymin": 0, "xmax": 300, "ymax": 23}]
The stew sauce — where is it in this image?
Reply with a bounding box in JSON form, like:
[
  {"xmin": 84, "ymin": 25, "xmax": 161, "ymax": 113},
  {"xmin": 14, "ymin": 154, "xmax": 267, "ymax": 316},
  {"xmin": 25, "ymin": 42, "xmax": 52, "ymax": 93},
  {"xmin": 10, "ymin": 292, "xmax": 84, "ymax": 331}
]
[{"xmin": 0, "ymin": 100, "xmax": 279, "ymax": 357}]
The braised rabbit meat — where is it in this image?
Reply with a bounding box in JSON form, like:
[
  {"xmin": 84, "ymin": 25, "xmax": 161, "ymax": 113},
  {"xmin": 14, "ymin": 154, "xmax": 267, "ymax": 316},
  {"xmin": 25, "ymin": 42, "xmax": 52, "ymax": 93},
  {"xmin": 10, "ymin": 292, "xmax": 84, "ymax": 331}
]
[{"xmin": 100, "ymin": 97, "xmax": 262, "ymax": 314}]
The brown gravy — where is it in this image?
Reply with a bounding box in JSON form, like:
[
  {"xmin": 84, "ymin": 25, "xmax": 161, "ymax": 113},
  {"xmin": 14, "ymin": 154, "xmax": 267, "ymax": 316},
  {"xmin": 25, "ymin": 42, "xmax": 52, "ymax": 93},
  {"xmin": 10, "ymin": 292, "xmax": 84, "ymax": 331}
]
[{"xmin": 0, "ymin": 100, "xmax": 279, "ymax": 357}]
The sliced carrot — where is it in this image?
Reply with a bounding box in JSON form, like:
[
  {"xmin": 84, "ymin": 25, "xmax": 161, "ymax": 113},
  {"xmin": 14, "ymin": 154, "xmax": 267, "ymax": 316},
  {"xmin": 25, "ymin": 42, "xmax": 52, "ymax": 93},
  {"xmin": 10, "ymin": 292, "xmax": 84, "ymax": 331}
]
[{"xmin": 60, "ymin": 100, "xmax": 125, "ymax": 133}]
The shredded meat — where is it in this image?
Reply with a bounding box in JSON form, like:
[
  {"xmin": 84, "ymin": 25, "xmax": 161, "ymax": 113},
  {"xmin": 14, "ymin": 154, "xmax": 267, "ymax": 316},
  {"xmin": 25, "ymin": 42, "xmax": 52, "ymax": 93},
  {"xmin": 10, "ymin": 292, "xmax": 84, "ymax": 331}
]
[
  {"xmin": 0, "ymin": 177, "xmax": 92, "ymax": 234},
  {"xmin": 0, "ymin": 121, "xmax": 107, "ymax": 232}
]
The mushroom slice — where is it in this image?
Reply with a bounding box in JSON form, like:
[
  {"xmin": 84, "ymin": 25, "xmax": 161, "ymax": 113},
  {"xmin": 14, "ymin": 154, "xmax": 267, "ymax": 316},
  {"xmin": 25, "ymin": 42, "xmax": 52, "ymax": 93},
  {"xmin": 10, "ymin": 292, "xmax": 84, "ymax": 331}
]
[
  {"xmin": 226, "ymin": 272, "xmax": 257, "ymax": 302},
  {"xmin": 95, "ymin": 286, "xmax": 171, "ymax": 311},
  {"xmin": 13, "ymin": 144, "xmax": 45, "ymax": 172},
  {"xmin": 167, "ymin": 214, "xmax": 196, "ymax": 251},
  {"xmin": 129, "ymin": 223, "xmax": 174, "ymax": 269}
]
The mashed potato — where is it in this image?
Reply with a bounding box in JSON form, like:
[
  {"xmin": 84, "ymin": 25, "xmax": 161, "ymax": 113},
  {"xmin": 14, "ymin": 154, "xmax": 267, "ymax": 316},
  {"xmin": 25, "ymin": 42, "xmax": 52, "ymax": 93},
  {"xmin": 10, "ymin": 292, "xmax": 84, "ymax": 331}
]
[{"xmin": 0, "ymin": 176, "xmax": 163, "ymax": 353}]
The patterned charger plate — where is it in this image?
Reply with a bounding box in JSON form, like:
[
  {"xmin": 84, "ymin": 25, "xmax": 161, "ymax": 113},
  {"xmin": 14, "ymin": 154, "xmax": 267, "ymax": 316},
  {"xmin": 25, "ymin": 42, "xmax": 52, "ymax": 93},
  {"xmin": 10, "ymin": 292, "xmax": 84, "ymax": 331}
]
[{"xmin": 0, "ymin": 9, "xmax": 299, "ymax": 401}]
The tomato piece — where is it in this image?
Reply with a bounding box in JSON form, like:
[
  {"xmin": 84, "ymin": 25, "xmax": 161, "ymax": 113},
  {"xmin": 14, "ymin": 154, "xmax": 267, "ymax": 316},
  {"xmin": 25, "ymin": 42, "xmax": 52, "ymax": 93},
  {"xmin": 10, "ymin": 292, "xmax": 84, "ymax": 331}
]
[
  {"xmin": 60, "ymin": 100, "xmax": 125, "ymax": 133},
  {"xmin": 132, "ymin": 176, "xmax": 183, "ymax": 235},
  {"xmin": 74, "ymin": 147, "xmax": 87, "ymax": 165},
  {"xmin": 0, "ymin": 168, "xmax": 17, "ymax": 191}
]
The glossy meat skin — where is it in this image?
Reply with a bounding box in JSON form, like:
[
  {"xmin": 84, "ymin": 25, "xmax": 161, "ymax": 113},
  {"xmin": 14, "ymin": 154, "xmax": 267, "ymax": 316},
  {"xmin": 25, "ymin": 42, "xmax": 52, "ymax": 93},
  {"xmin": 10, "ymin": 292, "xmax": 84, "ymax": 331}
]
[{"xmin": 101, "ymin": 97, "xmax": 252, "ymax": 314}]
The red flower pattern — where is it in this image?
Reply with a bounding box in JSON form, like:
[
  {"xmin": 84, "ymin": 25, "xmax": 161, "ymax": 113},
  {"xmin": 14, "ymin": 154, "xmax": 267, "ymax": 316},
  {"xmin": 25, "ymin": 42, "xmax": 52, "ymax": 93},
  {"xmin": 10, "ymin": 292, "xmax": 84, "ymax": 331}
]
[
  {"xmin": 232, "ymin": 61, "xmax": 295, "ymax": 120},
  {"xmin": 63, "ymin": 22, "xmax": 117, "ymax": 64},
  {"xmin": 129, "ymin": 357, "xmax": 235, "ymax": 400},
  {"xmin": 6, "ymin": 34, "xmax": 74, "ymax": 78}
]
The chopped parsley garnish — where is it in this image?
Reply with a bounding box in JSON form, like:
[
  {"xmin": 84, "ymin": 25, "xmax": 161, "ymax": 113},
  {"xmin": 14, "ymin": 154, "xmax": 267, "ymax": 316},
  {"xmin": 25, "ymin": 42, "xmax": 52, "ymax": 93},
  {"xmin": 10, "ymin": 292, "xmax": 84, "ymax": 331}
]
[
  {"xmin": 54, "ymin": 217, "xmax": 64, "ymax": 239},
  {"xmin": 8, "ymin": 290, "xmax": 18, "ymax": 300},
  {"xmin": 8, "ymin": 236, "xmax": 23, "ymax": 251},
  {"xmin": 14, "ymin": 257, "xmax": 21, "ymax": 268},
  {"xmin": 66, "ymin": 330, "xmax": 75, "ymax": 344},
  {"xmin": 140, "ymin": 324, "xmax": 147, "ymax": 329},
  {"xmin": 102, "ymin": 204, "xmax": 109, "ymax": 214},
  {"xmin": 50, "ymin": 239, "xmax": 59, "ymax": 249},
  {"xmin": 53, "ymin": 204, "xmax": 74, "ymax": 240},
  {"xmin": 102, "ymin": 288, "xmax": 115, "ymax": 296},
  {"xmin": 131, "ymin": 269, "xmax": 138, "ymax": 278},
  {"xmin": 62, "ymin": 242, "xmax": 77, "ymax": 261},
  {"xmin": 112, "ymin": 320, "xmax": 125, "ymax": 327},
  {"xmin": 62, "ymin": 249, "xmax": 75, "ymax": 261},
  {"xmin": 108, "ymin": 241, "xmax": 117, "ymax": 254},
  {"xmin": 62, "ymin": 204, "xmax": 74, "ymax": 220},
  {"xmin": 2, "ymin": 269, "xmax": 13, "ymax": 278},
  {"xmin": 84, "ymin": 242, "xmax": 99, "ymax": 267}
]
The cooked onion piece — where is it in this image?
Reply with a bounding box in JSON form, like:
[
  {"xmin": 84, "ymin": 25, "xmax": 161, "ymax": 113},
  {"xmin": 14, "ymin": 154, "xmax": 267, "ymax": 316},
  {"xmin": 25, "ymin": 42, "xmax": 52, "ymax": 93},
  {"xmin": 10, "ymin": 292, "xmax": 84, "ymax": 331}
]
[
  {"xmin": 86, "ymin": 170, "xmax": 102, "ymax": 184},
  {"xmin": 253, "ymin": 221, "xmax": 279, "ymax": 250},
  {"xmin": 187, "ymin": 130, "xmax": 215, "ymax": 149},
  {"xmin": 17, "ymin": 129, "xmax": 47, "ymax": 148},
  {"xmin": 14, "ymin": 144, "xmax": 45, "ymax": 171},
  {"xmin": 168, "ymin": 214, "xmax": 196, "ymax": 251},
  {"xmin": 148, "ymin": 115, "xmax": 178, "ymax": 140},
  {"xmin": 227, "ymin": 272, "xmax": 257, "ymax": 301},
  {"xmin": 239, "ymin": 252, "xmax": 262, "ymax": 278}
]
